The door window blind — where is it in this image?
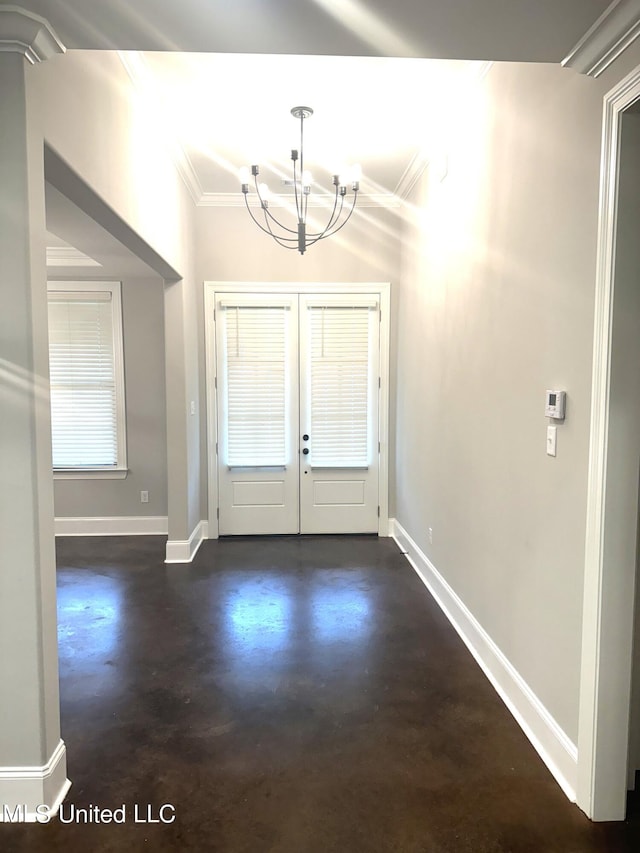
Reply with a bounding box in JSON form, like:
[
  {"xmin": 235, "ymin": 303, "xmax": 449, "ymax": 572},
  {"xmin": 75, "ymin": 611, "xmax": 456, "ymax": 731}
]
[
  {"xmin": 48, "ymin": 286, "xmax": 123, "ymax": 469},
  {"xmin": 307, "ymin": 305, "xmax": 372, "ymax": 467},
  {"xmin": 221, "ymin": 305, "xmax": 288, "ymax": 466}
]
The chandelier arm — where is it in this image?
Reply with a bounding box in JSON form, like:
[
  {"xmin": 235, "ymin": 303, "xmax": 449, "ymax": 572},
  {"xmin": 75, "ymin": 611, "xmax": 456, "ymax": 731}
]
[
  {"xmin": 305, "ymin": 192, "xmax": 359, "ymax": 247},
  {"xmin": 303, "ymin": 176, "xmax": 311, "ymax": 227},
  {"xmin": 267, "ymin": 232, "xmax": 300, "ymax": 250},
  {"xmin": 309, "ymin": 190, "xmax": 344, "ymax": 238},
  {"xmin": 324, "ymin": 188, "xmax": 341, "ymax": 232},
  {"xmin": 253, "ymin": 175, "xmax": 299, "ymax": 235},
  {"xmin": 262, "ymin": 205, "xmax": 300, "ymax": 236},
  {"xmin": 262, "ymin": 206, "xmax": 301, "ymax": 248},
  {"xmin": 304, "ymin": 190, "xmax": 344, "ymax": 238},
  {"xmin": 243, "ymin": 195, "xmax": 298, "ymax": 242}
]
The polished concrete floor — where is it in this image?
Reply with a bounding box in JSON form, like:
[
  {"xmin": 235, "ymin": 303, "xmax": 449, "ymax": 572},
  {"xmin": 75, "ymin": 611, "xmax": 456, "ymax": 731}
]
[{"xmin": 3, "ymin": 534, "xmax": 640, "ymax": 852}]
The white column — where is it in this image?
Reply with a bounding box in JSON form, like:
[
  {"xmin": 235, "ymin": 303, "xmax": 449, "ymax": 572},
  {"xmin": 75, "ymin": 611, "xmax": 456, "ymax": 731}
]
[{"xmin": 0, "ymin": 7, "xmax": 69, "ymax": 821}]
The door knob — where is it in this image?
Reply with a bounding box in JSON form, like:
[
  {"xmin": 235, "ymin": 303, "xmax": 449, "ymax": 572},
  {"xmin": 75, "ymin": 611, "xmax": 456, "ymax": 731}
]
[
  {"xmin": 302, "ymin": 448, "xmax": 310, "ymax": 455},
  {"xmin": 302, "ymin": 434, "xmax": 309, "ymax": 441}
]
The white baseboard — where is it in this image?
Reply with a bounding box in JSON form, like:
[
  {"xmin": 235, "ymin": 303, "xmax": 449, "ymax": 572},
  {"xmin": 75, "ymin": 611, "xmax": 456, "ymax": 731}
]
[
  {"xmin": 390, "ymin": 518, "xmax": 578, "ymax": 802},
  {"xmin": 0, "ymin": 739, "xmax": 70, "ymax": 823},
  {"xmin": 55, "ymin": 516, "xmax": 168, "ymax": 536},
  {"xmin": 165, "ymin": 519, "xmax": 208, "ymax": 564}
]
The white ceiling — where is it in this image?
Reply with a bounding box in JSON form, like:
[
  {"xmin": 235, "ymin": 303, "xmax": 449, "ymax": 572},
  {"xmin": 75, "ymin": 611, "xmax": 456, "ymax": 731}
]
[{"xmin": 132, "ymin": 51, "xmax": 481, "ymax": 201}]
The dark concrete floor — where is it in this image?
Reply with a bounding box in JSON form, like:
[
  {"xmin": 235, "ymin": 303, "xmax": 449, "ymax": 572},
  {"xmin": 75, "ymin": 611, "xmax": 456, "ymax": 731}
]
[{"xmin": 3, "ymin": 534, "xmax": 640, "ymax": 852}]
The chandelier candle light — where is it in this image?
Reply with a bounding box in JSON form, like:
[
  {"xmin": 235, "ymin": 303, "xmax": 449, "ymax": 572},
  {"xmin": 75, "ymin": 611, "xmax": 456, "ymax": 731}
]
[{"xmin": 239, "ymin": 106, "xmax": 361, "ymax": 255}]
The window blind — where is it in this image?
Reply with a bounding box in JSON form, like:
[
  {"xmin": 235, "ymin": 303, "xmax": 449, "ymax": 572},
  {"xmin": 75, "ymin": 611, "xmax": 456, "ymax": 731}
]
[
  {"xmin": 222, "ymin": 305, "xmax": 288, "ymax": 466},
  {"xmin": 48, "ymin": 291, "xmax": 118, "ymax": 468},
  {"xmin": 307, "ymin": 305, "xmax": 372, "ymax": 467}
]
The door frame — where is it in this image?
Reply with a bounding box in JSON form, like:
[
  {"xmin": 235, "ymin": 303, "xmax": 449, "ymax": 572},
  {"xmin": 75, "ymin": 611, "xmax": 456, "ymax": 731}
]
[
  {"xmin": 577, "ymin": 63, "xmax": 640, "ymax": 821},
  {"xmin": 204, "ymin": 281, "xmax": 391, "ymax": 540}
]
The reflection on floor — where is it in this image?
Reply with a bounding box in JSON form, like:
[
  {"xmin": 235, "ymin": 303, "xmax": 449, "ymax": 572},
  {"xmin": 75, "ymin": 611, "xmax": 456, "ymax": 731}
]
[{"xmin": 3, "ymin": 534, "xmax": 640, "ymax": 851}]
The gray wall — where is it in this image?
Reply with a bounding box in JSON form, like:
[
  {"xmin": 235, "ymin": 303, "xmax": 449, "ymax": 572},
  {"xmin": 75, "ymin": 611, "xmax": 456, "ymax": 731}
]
[
  {"xmin": 33, "ymin": 51, "xmax": 190, "ymax": 276},
  {"xmin": 32, "ymin": 50, "xmax": 201, "ymax": 539},
  {"xmin": 0, "ymin": 48, "xmax": 62, "ymax": 770},
  {"xmin": 392, "ymin": 61, "xmax": 611, "ymax": 741},
  {"xmin": 52, "ymin": 276, "xmax": 168, "ymax": 518},
  {"xmin": 195, "ymin": 205, "xmax": 401, "ymax": 284}
]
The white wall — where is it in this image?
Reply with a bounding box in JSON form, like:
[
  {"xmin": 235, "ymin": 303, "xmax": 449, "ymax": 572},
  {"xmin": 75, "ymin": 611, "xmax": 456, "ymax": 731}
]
[{"xmin": 393, "ymin": 61, "xmax": 612, "ymax": 742}]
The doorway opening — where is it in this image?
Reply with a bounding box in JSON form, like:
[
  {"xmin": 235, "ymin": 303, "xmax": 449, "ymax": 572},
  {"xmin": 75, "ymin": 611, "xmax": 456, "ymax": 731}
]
[{"xmin": 578, "ymin": 66, "xmax": 640, "ymax": 821}]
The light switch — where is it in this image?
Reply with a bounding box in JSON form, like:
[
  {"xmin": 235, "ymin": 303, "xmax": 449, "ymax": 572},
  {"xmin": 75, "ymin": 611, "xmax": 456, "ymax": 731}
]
[
  {"xmin": 190, "ymin": 401, "xmax": 196, "ymax": 415},
  {"xmin": 547, "ymin": 425, "xmax": 557, "ymax": 457}
]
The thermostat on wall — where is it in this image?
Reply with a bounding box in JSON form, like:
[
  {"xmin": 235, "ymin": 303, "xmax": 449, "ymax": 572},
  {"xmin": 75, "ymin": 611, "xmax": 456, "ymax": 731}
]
[{"xmin": 545, "ymin": 390, "xmax": 566, "ymax": 420}]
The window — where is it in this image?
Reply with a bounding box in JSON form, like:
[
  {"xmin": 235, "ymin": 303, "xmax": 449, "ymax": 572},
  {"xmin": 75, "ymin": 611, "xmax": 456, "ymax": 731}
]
[
  {"xmin": 47, "ymin": 281, "xmax": 127, "ymax": 478},
  {"xmin": 305, "ymin": 303, "xmax": 375, "ymax": 468},
  {"xmin": 219, "ymin": 300, "xmax": 290, "ymax": 467}
]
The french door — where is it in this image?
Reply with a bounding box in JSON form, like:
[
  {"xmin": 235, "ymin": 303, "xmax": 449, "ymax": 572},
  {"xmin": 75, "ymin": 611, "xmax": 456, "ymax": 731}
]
[{"xmin": 213, "ymin": 291, "xmax": 382, "ymax": 536}]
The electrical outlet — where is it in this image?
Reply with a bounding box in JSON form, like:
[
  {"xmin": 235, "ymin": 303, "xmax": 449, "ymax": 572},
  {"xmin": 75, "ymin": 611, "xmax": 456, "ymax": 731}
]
[
  {"xmin": 140, "ymin": 490, "xmax": 149, "ymax": 503},
  {"xmin": 428, "ymin": 527, "xmax": 433, "ymax": 544}
]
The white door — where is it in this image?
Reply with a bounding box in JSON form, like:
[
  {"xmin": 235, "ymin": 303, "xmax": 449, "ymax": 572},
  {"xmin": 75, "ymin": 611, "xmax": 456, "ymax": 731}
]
[
  {"xmin": 215, "ymin": 292, "xmax": 380, "ymax": 535},
  {"xmin": 299, "ymin": 296, "xmax": 380, "ymax": 533},
  {"xmin": 216, "ymin": 294, "xmax": 299, "ymax": 535}
]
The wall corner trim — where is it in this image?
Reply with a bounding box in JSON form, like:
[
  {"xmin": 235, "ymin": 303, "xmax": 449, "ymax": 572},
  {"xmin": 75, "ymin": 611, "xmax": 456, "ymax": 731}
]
[
  {"xmin": 165, "ymin": 520, "xmax": 208, "ymax": 564},
  {"xmin": 562, "ymin": 0, "xmax": 640, "ymax": 78},
  {"xmin": 390, "ymin": 518, "xmax": 578, "ymax": 802},
  {"xmin": 54, "ymin": 516, "xmax": 169, "ymax": 536},
  {"xmin": 0, "ymin": 739, "xmax": 70, "ymax": 822},
  {"xmin": 0, "ymin": 5, "xmax": 65, "ymax": 64}
]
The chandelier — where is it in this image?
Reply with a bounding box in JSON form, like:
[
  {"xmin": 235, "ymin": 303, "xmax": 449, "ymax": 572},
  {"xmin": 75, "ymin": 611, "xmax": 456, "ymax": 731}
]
[{"xmin": 239, "ymin": 106, "xmax": 361, "ymax": 255}]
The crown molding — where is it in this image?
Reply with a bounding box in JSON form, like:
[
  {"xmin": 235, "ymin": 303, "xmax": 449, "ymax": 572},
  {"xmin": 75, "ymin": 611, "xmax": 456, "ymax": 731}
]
[
  {"xmin": 562, "ymin": 0, "xmax": 640, "ymax": 78},
  {"xmin": 171, "ymin": 144, "xmax": 204, "ymax": 205},
  {"xmin": 46, "ymin": 246, "xmax": 102, "ymax": 267},
  {"xmin": 197, "ymin": 192, "xmax": 401, "ymax": 209},
  {"xmin": 393, "ymin": 150, "xmax": 430, "ymax": 201},
  {"xmin": 0, "ymin": 5, "xmax": 65, "ymax": 64}
]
